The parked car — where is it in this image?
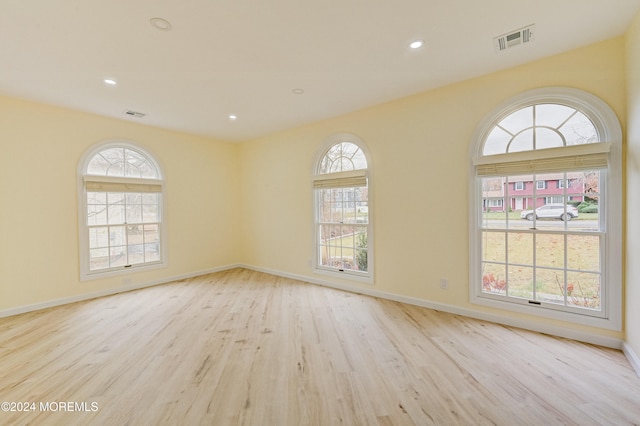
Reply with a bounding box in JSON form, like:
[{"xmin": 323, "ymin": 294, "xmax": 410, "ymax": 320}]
[{"xmin": 520, "ymin": 204, "xmax": 579, "ymax": 221}]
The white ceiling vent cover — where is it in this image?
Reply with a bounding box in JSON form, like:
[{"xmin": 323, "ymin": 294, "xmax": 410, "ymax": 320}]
[
  {"xmin": 123, "ymin": 110, "xmax": 147, "ymax": 118},
  {"xmin": 494, "ymin": 24, "xmax": 535, "ymax": 52}
]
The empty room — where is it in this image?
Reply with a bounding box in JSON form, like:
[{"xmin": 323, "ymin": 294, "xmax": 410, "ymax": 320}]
[{"xmin": 2, "ymin": 1, "xmax": 640, "ymax": 424}]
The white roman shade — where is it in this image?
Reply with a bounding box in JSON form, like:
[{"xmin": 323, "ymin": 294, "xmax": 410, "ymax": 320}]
[
  {"xmin": 84, "ymin": 176, "xmax": 163, "ymax": 193},
  {"xmin": 313, "ymin": 170, "xmax": 367, "ymax": 189},
  {"xmin": 474, "ymin": 143, "xmax": 610, "ymax": 177}
]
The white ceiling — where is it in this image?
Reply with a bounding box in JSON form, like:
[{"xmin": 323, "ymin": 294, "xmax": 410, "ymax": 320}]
[{"xmin": 2, "ymin": 0, "xmax": 640, "ymax": 142}]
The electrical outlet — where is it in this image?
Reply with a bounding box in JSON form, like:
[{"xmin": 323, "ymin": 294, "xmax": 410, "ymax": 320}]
[{"xmin": 440, "ymin": 278, "xmax": 448, "ymax": 289}]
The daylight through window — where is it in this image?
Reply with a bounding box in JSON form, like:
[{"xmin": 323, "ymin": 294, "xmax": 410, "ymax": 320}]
[
  {"xmin": 470, "ymin": 89, "xmax": 622, "ymax": 328},
  {"xmin": 314, "ymin": 138, "xmax": 371, "ymax": 280},
  {"xmin": 79, "ymin": 144, "xmax": 164, "ymax": 278}
]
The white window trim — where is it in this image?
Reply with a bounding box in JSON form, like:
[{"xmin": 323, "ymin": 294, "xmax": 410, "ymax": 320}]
[
  {"xmin": 312, "ymin": 133, "xmax": 374, "ymax": 284},
  {"xmin": 77, "ymin": 141, "xmax": 167, "ymax": 281},
  {"xmin": 468, "ymin": 87, "xmax": 622, "ymax": 330}
]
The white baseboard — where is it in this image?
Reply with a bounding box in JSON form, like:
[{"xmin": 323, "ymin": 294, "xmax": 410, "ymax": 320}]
[
  {"xmin": 623, "ymin": 342, "xmax": 640, "ymax": 378},
  {"xmin": 0, "ymin": 264, "xmax": 241, "ymax": 319},
  {"xmin": 240, "ymin": 264, "xmax": 625, "ymax": 350}
]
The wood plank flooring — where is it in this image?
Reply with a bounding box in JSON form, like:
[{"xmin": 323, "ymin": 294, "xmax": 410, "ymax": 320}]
[{"xmin": 1, "ymin": 268, "xmax": 639, "ymax": 425}]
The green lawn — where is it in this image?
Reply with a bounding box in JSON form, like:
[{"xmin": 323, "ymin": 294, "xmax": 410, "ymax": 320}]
[{"xmin": 482, "ymin": 231, "xmax": 600, "ymax": 309}]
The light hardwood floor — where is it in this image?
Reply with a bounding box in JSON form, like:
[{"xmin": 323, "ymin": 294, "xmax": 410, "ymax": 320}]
[{"xmin": 1, "ymin": 268, "xmax": 639, "ymax": 425}]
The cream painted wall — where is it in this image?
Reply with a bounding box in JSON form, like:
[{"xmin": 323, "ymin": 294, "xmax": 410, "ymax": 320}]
[
  {"xmin": 626, "ymin": 12, "xmax": 640, "ymax": 357},
  {"xmin": 0, "ymin": 96, "xmax": 241, "ymax": 311},
  {"xmin": 239, "ymin": 37, "xmax": 627, "ymax": 341},
  {"xmin": 0, "ymin": 36, "xmax": 631, "ymax": 346}
]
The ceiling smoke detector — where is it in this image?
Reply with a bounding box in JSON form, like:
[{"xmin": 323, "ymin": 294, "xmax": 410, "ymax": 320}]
[
  {"xmin": 494, "ymin": 24, "xmax": 535, "ymax": 52},
  {"xmin": 123, "ymin": 110, "xmax": 147, "ymax": 118}
]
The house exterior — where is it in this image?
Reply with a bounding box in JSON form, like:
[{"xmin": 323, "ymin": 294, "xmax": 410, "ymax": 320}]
[{"xmin": 482, "ymin": 172, "xmax": 588, "ymax": 212}]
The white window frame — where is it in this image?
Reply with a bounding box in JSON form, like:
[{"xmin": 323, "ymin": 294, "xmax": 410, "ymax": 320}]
[
  {"xmin": 514, "ymin": 181, "xmax": 524, "ymax": 191},
  {"xmin": 77, "ymin": 141, "xmax": 167, "ymax": 280},
  {"xmin": 536, "ymin": 180, "xmax": 546, "ymax": 190},
  {"xmin": 469, "ymin": 88, "xmax": 622, "ymax": 330},
  {"xmin": 313, "ymin": 133, "xmax": 373, "ymax": 283}
]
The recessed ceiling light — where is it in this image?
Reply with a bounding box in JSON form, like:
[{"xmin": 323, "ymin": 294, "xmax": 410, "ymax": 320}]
[
  {"xmin": 150, "ymin": 17, "xmax": 172, "ymax": 31},
  {"xmin": 104, "ymin": 79, "xmax": 117, "ymax": 86},
  {"xmin": 292, "ymin": 88, "xmax": 304, "ymax": 95},
  {"xmin": 409, "ymin": 40, "xmax": 424, "ymax": 49},
  {"xmin": 229, "ymin": 115, "xmax": 238, "ymax": 121}
]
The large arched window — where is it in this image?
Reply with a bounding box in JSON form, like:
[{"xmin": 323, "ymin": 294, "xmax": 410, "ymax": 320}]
[
  {"xmin": 469, "ymin": 88, "xmax": 622, "ymax": 329},
  {"xmin": 78, "ymin": 142, "xmax": 165, "ymax": 279},
  {"xmin": 314, "ymin": 134, "xmax": 372, "ymax": 281}
]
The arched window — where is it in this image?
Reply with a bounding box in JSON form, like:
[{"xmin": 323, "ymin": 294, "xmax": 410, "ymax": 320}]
[
  {"xmin": 470, "ymin": 88, "xmax": 622, "ymax": 329},
  {"xmin": 314, "ymin": 134, "xmax": 372, "ymax": 281},
  {"xmin": 78, "ymin": 142, "xmax": 165, "ymax": 279}
]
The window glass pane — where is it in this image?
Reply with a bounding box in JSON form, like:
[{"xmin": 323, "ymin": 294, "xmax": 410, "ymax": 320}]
[
  {"xmin": 481, "ymin": 177, "xmax": 506, "ymax": 229},
  {"xmin": 124, "ymin": 149, "xmax": 147, "ymax": 178},
  {"xmin": 126, "ymin": 202, "xmax": 143, "ymax": 224},
  {"xmin": 108, "ymin": 204, "xmax": 125, "ymax": 225},
  {"xmin": 535, "ymin": 104, "xmax": 575, "ymax": 128},
  {"xmin": 89, "ymin": 227, "xmax": 109, "ymax": 249},
  {"xmin": 566, "ymin": 272, "xmax": 601, "ymax": 310},
  {"xmin": 319, "ymin": 142, "xmax": 367, "ymax": 174},
  {"xmin": 127, "ymin": 224, "xmax": 144, "ymax": 245},
  {"xmin": 90, "ymin": 248, "xmax": 109, "ymax": 271},
  {"xmin": 508, "ymin": 266, "xmax": 534, "ymax": 300},
  {"xmin": 143, "ymin": 224, "xmax": 160, "ymax": 262},
  {"xmin": 483, "ymin": 127, "xmax": 511, "ymax": 155},
  {"xmin": 535, "ymin": 268, "xmax": 565, "ymax": 305},
  {"xmin": 143, "ymin": 204, "xmax": 159, "ymax": 223},
  {"xmin": 87, "ymin": 147, "xmax": 159, "ymax": 179},
  {"xmin": 475, "ymin": 95, "xmax": 613, "ymax": 318},
  {"xmin": 109, "ymin": 226, "xmax": 126, "ymax": 247},
  {"xmin": 535, "ymin": 127, "xmax": 564, "ymax": 150},
  {"xmin": 316, "ymin": 140, "xmax": 369, "ymax": 276},
  {"xmin": 567, "ymin": 235, "xmax": 600, "ymax": 272},
  {"xmin": 126, "ymin": 193, "xmax": 141, "ymax": 205},
  {"xmin": 507, "ymin": 232, "xmax": 533, "ymax": 265},
  {"xmin": 354, "ymin": 231, "xmax": 368, "ymax": 272},
  {"xmin": 482, "ymin": 232, "xmax": 505, "ymax": 263},
  {"xmin": 499, "ymin": 106, "xmax": 533, "ymax": 134},
  {"xmin": 142, "ymin": 193, "xmax": 158, "ymax": 204},
  {"xmin": 509, "ymin": 129, "xmax": 534, "ymax": 152},
  {"xmin": 86, "ymin": 154, "xmax": 112, "ymax": 175},
  {"xmin": 536, "ymin": 234, "xmax": 565, "ymax": 269},
  {"xmin": 87, "ymin": 192, "xmax": 107, "ymax": 204},
  {"xmin": 560, "ymin": 112, "xmax": 598, "ymax": 146},
  {"xmin": 87, "ymin": 204, "xmax": 107, "ymax": 226},
  {"xmin": 106, "ymin": 161, "xmax": 125, "ymax": 177},
  {"xmin": 482, "ymin": 263, "xmax": 506, "ymax": 295},
  {"xmin": 110, "ymin": 246, "xmax": 127, "ymax": 267},
  {"xmin": 84, "ymin": 144, "xmax": 163, "ymax": 274},
  {"xmin": 128, "ymin": 244, "xmax": 145, "ymax": 265},
  {"xmin": 107, "ymin": 192, "xmax": 124, "ymax": 204}
]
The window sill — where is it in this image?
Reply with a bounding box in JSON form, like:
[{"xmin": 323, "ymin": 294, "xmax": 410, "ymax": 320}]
[
  {"xmin": 314, "ymin": 266, "xmax": 373, "ymax": 285},
  {"xmin": 80, "ymin": 261, "xmax": 166, "ymax": 282},
  {"xmin": 471, "ymin": 293, "xmax": 620, "ymax": 331}
]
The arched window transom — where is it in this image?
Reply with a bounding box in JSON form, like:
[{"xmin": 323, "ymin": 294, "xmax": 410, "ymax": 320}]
[
  {"xmin": 314, "ymin": 136, "xmax": 371, "ymax": 281},
  {"xmin": 469, "ymin": 88, "xmax": 622, "ymax": 330},
  {"xmin": 78, "ymin": 142, "xmax": 165, "ymax": 279}
]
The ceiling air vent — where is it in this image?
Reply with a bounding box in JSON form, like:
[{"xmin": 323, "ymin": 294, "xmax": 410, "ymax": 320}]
[
  {"xmin": 494, "ymin": 24, "xmax": 535, "ymax": 52},
  {"xmin": 123, "ymin": 110, "xmax": 147, "ymax": 118}
]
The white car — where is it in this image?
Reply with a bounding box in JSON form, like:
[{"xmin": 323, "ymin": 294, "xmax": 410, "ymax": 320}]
[{"xmin": 520, "ymin": 204, "xmax": 579, "ymax": 221}]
